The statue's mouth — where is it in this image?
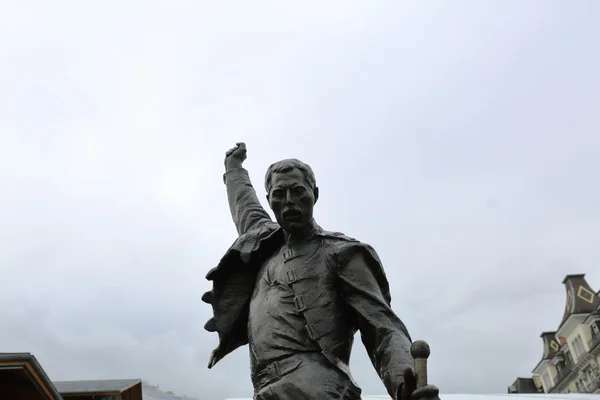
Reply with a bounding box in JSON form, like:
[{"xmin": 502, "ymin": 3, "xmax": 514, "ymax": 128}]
[{"xmin": 283, "ymin": 210, "xmax": 302, "ymax": 221}]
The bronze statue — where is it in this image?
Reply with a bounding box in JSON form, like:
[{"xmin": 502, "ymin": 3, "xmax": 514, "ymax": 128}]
[{"xmin": 203, "ymin": 143, "xmax": 441, "ymax": 400}]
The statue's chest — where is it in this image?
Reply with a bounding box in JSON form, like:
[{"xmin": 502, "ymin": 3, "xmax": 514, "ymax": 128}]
[{"xmin": 256, "ymin": 237, "xmax": 332, "ymax": 293}]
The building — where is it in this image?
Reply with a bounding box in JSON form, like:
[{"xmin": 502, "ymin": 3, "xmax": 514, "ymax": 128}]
[
  {"xmin": 0, "ymin": 353, "xmax": 63, "ymax": 400},
  {"xmin": 229, "ymin": 395, "xmax": 600, "ymax": 400},
  {"xmin": 0, "ymin": 353, "xmax": 142, "ymax": 400},
  {"xmin": 142, "ymin": 380, "xmax": 199, "ymax": 399},
  {"xmin": 508, "ymin": 377, "xmax": 541, "ymax": 393},
  {"xmin": 510, "ymin": 274, "xmax": 600, "ymax": 394},
  {"xmin": 54, "ymin": 379, "xmax": 142, "ymax": 400}
]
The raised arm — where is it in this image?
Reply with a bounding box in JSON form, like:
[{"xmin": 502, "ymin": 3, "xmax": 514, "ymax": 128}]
[{"xmin": 223, "ymin": 143, "xmax": 272, "ymax": 236}]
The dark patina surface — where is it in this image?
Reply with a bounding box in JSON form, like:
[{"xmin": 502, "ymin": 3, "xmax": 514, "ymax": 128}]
[{"xmin": 203, "ymin": 143, "xmax": 440, "ymax": 400}]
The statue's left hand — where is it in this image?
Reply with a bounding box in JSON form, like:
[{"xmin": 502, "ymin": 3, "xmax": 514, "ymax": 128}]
[
  {"xmin": 397, "ymin": 368, "xmax": 440, "ymax": 400},
  {"xmin": 411, "ymin": 385, "xmax": 440, "ymax": 400}
]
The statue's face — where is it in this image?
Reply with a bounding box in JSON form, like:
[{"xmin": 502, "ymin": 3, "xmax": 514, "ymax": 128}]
[{"xmin": 267, "ymin": 168, "xmax": 316, "ymax": 233}]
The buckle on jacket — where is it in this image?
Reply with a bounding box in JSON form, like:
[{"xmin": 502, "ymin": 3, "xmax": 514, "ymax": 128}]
[
  {"xmin": 286, "ymin": 270, "xmax": 297, "ymax": 284},
  {"xmin": 267, "ymin": 362, "xmax": 280, "ymax": 379},
  {"xmin": 294, "ymin": 295, "xmax": 306, "ymax": 312},
  {"xmin": 282, "ymin": 249, "xmax": 293, "ymax": 262},
  {"xmin": 305, "ymin": 324, "xmax": 318, "ymax": 340}
]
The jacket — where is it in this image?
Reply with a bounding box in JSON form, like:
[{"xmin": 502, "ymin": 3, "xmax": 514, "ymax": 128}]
[{"xmin": 203, "ymin": 168, "xmax": 414, "ymax": 399}]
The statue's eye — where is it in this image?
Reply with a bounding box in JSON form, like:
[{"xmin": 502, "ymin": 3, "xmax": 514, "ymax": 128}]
[
  {"xmin": 293, "ymin": 186, "xmax": 306, "ymax": 195},
  {"xmin": 272, "ymin": 190, "xmax": 283, "ymax": 198}
]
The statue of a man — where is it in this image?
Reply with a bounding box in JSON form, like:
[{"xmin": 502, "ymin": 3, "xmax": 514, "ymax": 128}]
[{"xmin": 203, "ymin": 143, "xmax": 440, "ymax": 400}]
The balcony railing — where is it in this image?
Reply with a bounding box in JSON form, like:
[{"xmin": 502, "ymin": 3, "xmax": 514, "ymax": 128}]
[
  {"xmin": 587, "ymin": 334, "xmax": 600, "ymax": 352},
  {"xmin": 550, "ymin": 335, "xmax": 600, "ymax": 392},
  {"xmin": 582, "ymin": 379, "xmax": 600, "ymax": 394},
  {"xmin": 556, "ymin": 363, "xmax": 573, "ymax": 384}
]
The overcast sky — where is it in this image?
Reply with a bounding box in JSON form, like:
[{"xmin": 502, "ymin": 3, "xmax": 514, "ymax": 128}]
[{"xmin": 1, "ymin": 1, "xmax": 600, "ymax": 398}]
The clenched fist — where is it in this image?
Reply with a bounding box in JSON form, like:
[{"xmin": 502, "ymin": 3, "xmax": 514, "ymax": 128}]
[{"xmin": 224, "ymin": 142, "xmax": 247, "ymax": 171}]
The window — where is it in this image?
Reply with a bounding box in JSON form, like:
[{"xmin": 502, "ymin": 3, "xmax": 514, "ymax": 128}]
[
  {"xmin": 542, "ymin": 373, "xmax": 552, "ymax": 392},
  {"xmin": 581, "ymin": 374, "xmax": 590, "ymax": 390},
  {"xmin": 592, "ymin": 323, "xmax": 600, "ymax": 339},
  {"xmin": 565, "ymin": 350, "xmax": 573, "ymax": 365},
  {"xmin": 571, "ymin": 335, "xmax": 586, "ymax": 359},
  {"xmin": 587, "ymin": 369, "xmax": 596, "ymax": 387}
]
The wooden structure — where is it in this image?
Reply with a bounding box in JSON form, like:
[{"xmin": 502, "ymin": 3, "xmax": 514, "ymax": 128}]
[
  {"xmin": 0, "ymin": 352, "xmax": 142, "ymax": 400},
  {"xmin": 0, "ymin": 353, "xmax": 64, "ymax": 400},
  {"xmin": 53, "ymin": 379, "xmax": 142, "ymax": 400}
]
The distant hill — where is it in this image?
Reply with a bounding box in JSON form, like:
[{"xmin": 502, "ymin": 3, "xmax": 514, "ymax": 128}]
[{"xmin": 142, "ymin": 380, "xmax": 198, "ymax": 400}]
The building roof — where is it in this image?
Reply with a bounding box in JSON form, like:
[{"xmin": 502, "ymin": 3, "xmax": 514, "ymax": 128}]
[
  {"xmin": 0, "ymin": 353, "xmax": 64, "ymax": 400},
  {"xmin": 228, "ymin": 396, "xmax": 600, "ymax": 400},
  {"xmin": 53, "ymin": 378, "xmax": 141, "ymax": 394},
  {"xmin": 531, "ymin": 331, "xmax": 562, "ymax": 374},
  {"xmin": 508, "ymin": 377, "xmax": 540, "ymax": 393},
  {"xmin": 539, "ymin": 332, "xmax": 560, "ymax": 361},
  {"xmin": 532, "ymin": 274, "xmax": 599, "ymax": 370},
  {"xmin": 559, "ymin": 274, "xmax": 600, "ymax": 325}
]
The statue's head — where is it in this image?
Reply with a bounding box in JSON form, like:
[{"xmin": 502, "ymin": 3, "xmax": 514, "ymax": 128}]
[{"xmin": 265, "ymin": 158, "xmax": 319, "ymax": 233}]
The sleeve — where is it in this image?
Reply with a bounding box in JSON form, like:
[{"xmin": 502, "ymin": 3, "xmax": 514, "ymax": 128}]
[
  {"xmin": 223, "ymin": 168, "xmax": 272, "ymax": 236},
  {"xmin": 335, "ymin": 242, "xmax": 414, "ymax": 400}
]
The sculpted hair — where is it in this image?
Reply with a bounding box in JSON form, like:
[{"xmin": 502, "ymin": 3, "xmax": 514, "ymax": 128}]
[{"xmin": 264, "ymin": 158, "xmax": 317, "ymax": 195}]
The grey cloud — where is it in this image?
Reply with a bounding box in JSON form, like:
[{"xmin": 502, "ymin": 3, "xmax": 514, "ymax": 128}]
[{"xmin": 1, "ymin": 1, "xmax": 599, "ymax": 398}]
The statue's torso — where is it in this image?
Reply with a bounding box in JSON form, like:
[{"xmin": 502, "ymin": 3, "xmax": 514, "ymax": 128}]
[
  {"xmin": 247, "ymin": 233, "xmax": 363, "ymax": 397},
  {"xmin": 248, "ymin": 239, "xmax": 321, "ymax": 366},
  {"xmin": 248, "ymin": 232, "xmax": 357, "ymax": 364}
]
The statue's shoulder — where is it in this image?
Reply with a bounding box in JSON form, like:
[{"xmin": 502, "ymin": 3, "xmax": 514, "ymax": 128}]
[
  {"xmin": 261, "ymin": 221, "xmax": 281, "ymax": 235},
  {"xmin": 320, "ymin": 230, "xmax": 380, "ymax": 260},
  {"xmin": 233, "ymin": 221, "xmax": 280, "ymax": 247},
  {"xmin": 320, "ymin": 229, "xmax": 360, "ymax": 243},
  {"xmin": 320, "ymin": 229, "xmax": 390, "ymax": 301}
]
